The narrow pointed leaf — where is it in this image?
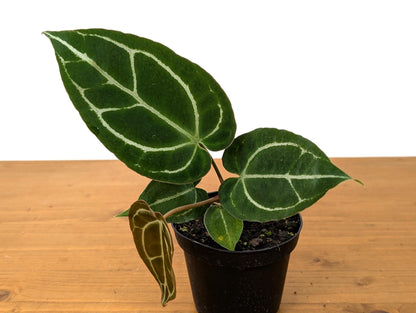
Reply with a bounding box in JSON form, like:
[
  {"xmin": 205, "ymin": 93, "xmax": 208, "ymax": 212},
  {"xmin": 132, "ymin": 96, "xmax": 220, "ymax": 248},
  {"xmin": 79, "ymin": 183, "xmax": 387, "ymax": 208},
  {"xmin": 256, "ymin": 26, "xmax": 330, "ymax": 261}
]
[
  {"xmin": 204, "ymin": 204, "xmax": 243, "ymax": 251},
  {"xmin": 128, "ymin": 200, "xmax": 176, "ymax": 306},
  {"xmin": 44, "ymin": 29, "xmax": 236, "ymax": 183},
  {"xmin": 220, "ymin": 128, "xmax": 353, "ymax": 222}
]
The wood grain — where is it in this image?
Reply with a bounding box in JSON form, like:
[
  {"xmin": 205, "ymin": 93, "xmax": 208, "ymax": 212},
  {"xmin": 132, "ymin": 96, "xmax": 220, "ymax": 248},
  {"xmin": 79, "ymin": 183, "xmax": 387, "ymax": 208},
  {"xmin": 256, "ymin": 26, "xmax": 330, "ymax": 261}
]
[{"xmin": 1, "ymin": 158, "xmax": 415, "ymax": 313}]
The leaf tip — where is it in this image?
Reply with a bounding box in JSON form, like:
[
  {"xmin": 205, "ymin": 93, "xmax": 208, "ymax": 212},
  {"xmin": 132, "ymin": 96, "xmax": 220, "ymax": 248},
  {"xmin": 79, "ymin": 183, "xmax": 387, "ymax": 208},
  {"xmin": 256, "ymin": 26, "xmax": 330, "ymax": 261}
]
[
  {"xmin": 353, "ymin": 178, "xmax": 365, "ymax": 186},
  {"xmin": 114, "ymin": 208, "xmax": 129, "ymax": 217},
  {"xmin": 161, "ymin": 293, "xmax": 176, "ymax": 306}
]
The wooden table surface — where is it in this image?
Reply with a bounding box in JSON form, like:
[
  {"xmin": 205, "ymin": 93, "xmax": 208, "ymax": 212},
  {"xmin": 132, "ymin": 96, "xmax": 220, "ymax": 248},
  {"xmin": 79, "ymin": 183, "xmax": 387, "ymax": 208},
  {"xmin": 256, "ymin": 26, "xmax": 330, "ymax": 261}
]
[{"xmin": 1, "ymin": 157, "xmax": 415, "ymax": 313}]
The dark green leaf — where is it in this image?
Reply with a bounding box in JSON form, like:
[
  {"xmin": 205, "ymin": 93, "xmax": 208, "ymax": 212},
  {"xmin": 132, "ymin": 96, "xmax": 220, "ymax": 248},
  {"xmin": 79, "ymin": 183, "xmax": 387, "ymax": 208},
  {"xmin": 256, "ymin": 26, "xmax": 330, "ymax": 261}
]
[
  {"xmin": 44, "ymin": 29, "xmax": 236, "ymax": 183},
  {"xmin": 220, "ymin": 128, "xmax": 353, "ymax": 222},
  {"xmin": 140, "ymin": 181, "xmax": 208, "ymax": 223},
  {"xmin": 116, "ymin": 181, "xmax": 209, "ymax": 221}
]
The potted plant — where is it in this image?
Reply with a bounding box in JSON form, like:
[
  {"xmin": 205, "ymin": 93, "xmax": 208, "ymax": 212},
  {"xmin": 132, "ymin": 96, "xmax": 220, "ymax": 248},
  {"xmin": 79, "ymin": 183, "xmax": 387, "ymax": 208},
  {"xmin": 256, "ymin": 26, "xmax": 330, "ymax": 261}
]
[{"xmin": 44, "ymin": 29, "xmax": 360, "ymax": 313}]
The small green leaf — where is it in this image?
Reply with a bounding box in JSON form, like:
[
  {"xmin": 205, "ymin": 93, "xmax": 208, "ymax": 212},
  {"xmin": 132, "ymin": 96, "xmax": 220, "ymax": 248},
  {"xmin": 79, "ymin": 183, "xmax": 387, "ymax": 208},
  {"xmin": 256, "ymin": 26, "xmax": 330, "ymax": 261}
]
[
  {"xmin": 204, "ymin": 204, "xmax": 243, "ymax": 251},
  {"xmin": 44, "ymin": 29, "xmax": 236, "ymax": 184},
  {"xmin": 129, "ymin": 200, "xmax": 176, "ymax": 306},
  {"xmin": 220, "ymin": 128, "xmax": 353, "ymax": 222},
  {"xmin": 139, "ymin": 180, "xmax": 209, "ymax": 223},
  {"xmin": 117, "ymin": 181, "xmax": 209, "ymax": 221}
]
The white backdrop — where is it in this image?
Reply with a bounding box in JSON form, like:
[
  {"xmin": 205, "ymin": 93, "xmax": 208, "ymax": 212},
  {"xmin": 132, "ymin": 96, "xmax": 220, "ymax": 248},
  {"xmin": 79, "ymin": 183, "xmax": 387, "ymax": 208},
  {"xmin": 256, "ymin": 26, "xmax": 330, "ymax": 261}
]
[{"xmin": 1, "ymin": 0, "xmax": 415, "ymax": 160}]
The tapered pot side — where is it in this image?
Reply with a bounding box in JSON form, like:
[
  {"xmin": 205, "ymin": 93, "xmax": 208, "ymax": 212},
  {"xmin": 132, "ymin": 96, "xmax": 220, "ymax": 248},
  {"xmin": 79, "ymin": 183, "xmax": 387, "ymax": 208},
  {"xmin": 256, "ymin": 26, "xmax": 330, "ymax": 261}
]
[{"xmin": 173, "ymin": 213, "xmax": 302, "ymax": 313}]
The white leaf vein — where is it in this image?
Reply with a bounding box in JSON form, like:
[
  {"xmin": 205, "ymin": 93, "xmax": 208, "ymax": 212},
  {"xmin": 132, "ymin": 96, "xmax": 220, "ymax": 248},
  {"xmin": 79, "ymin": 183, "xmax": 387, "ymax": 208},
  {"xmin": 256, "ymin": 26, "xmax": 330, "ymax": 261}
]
[
  {"xmin": 46, "ymin": 31, "xmax": 207, "ymax": 174},
  {"xmin": 148, "ymin": 187, "xmax": 195, "ymax": 207},
  {"xmin": 239, "ymin": 142, "xmax": 347, "ymax": 212},
  {"xmin": 133, "ymin": 208, "xmax": 174, "ymax": 304}
]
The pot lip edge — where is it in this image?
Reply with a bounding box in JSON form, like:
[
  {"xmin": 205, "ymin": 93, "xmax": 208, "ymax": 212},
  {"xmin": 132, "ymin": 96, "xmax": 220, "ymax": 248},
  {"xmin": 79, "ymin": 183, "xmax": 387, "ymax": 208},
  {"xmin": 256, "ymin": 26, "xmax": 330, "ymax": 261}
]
[{"xmin": 172, "ymin": 213, "xmax": 303, "ymax": 255}]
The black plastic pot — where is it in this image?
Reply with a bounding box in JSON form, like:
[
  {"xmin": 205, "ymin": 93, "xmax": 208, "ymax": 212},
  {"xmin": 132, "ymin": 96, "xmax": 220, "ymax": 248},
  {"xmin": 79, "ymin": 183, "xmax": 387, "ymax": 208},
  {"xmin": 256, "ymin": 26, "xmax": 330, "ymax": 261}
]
[{"xmin": 173, "ymin": 214, "xmax": 302, "ymax": 313}]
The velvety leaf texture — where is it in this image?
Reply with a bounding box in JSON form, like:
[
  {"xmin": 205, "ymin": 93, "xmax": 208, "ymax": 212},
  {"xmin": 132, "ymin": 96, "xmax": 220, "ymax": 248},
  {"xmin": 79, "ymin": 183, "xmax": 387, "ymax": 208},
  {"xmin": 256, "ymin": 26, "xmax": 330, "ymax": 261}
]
[
  {"xmin": 116, "ymin": 181, "xmax": 208, "ymax": 222},
  {"xmin": 44, "ymin": 29, "xmax": 236, "ymax": 183},
  {"xmin": 139, "ymin": 181, "xmax": 209, "ymax": 223},
  {"xmin": 220, "ymin": 128, "xmax": 353, "ymax": 222},
  {"xmin": 128, "ymin": 200, "xmax": 176, "ymax": 306}
]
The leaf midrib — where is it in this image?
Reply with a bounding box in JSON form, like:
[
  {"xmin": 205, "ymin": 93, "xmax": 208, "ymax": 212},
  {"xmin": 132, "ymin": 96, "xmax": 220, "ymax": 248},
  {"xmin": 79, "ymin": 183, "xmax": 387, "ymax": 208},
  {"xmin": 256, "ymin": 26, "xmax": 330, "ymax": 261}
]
[
  {"xmin": 45, "ymin": 31, "xmax": 200, "ymax": 145},
  {"xmin": 218, "ymin": 208, "xmax": 231, "ymax": 244},
  {"xmin": 132, "ymin": 208, "xmax": 174, "ymax": 303},
  {"xmin": 147, "ymin": 187, "xmax": 196, "ymax": 207},
  {"xmin": 237, "ymin": 142, "xmax": 347, "ymax": 212},
  {"xmin": 243, "ymin": 174, "xmax": 348, "ymax": 179}
]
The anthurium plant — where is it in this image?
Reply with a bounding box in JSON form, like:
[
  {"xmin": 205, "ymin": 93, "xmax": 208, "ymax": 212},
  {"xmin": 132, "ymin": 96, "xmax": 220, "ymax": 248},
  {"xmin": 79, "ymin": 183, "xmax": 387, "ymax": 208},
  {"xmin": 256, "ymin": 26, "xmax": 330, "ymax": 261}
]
[{"xmin": 44, "ymin": 29, "xmax": 359, "ymax": 306}]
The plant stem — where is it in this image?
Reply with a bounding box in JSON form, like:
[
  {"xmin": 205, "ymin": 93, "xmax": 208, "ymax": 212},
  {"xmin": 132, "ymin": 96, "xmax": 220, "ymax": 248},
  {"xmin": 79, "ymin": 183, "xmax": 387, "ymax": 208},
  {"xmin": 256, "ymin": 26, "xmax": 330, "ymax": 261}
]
[
  {"xmin": 198, "ymin": 143, "xmax": 224, "ymax": 184},
  {"xmin": 163, "ymin": 195, "xmax": 219, "ymax": 220},
  {"xmin": 211, "ymin": 158, "xmax": 224, "ymax": 184}
]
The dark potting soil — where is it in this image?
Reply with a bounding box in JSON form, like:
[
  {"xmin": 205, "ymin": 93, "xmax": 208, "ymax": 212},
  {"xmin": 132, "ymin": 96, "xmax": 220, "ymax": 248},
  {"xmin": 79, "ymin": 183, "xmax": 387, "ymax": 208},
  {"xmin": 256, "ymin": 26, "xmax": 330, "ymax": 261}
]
[{"xmin": 174, "ymin": 214, "xmax": 301, "ymax": 251}]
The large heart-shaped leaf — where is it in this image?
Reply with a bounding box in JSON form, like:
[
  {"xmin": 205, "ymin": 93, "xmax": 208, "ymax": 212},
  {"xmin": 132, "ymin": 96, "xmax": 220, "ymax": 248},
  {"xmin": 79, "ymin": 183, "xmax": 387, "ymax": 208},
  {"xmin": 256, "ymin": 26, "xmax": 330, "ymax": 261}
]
[
  {"xmin": 44, "ymin": 29, "xmax": 236, "ymax": 183},
  {"xmin": 129, "ymin": 200, "xmax": 176, "ymax": 306},
  {"xmin": 220, "ymin": 128, "xmax": 353, "ymax": 222},
  {"xmin": 204, "ymin": 204, "xmax": 243, "ymax": 251}
]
